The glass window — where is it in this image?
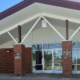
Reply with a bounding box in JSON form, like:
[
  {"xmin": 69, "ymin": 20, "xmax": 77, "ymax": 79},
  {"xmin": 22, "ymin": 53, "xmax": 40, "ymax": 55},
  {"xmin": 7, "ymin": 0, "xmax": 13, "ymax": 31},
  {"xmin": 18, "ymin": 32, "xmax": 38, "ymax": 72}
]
[
  {"xmin": 32, "ymin": 44, "xmax": 42, "ymax": 71},
  {"xmin": 43, "ymin": 44, "xmax": 48, "ymax": 49},
  {"xmin": 72, "ymin": 65, "xmax": 77, "ymax": 71},
  {"xmin": 77, "ymin": 65, "xmax": 80, "ymax": 71},
  {"xmin": 77, "ymin": 42, "xmax": 80, "ymax": 48},
  {"xmin": 33, "ymin": 44, "xmax": 42, "ymax": 51},
  {"xmin": 55, "ymin": 43, "xmax": 62, "ymax": 48},
  {"xmin": 54, "ymin": 50, "xmax": 62, "ymax": 71},
  {"xmin": 72, "ymin": 42, "xmax": 77, "ymax": 48},
  {"xmin": 49, "ymin": 44, "xmax": 55, "ymax": 49},
  {"xmin": 44, "ymin": 51, "xmax": 52, "ymax": 70},
  {"xmin": 54, "ymin": 50, "xmax": 62, "ymax": 61},
  {"xmin": 72, "ymin": 49, "xmax": 76, "ymax": 64},
  {"xmin": 72, "ymin": 42, "xmax": 80, "ymax": 71},
  {"xmin": 54, "ymin": 63, "xmax": 62, "ymax": 71},
  {"xmin": 32, "ymin": 51, "xmax": 36, "ymax": 66},
  {"xmin": 76, "ymin": 49, "xmax": 80, "ymax": 64}
]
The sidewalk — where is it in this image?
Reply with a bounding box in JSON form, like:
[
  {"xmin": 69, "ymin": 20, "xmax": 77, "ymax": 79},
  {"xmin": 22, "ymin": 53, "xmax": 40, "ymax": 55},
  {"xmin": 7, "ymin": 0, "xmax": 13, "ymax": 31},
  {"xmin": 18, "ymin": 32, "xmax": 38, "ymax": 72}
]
[{"xmin": 0, "ymin": 73, "xmax": 79, "ymax": 80}]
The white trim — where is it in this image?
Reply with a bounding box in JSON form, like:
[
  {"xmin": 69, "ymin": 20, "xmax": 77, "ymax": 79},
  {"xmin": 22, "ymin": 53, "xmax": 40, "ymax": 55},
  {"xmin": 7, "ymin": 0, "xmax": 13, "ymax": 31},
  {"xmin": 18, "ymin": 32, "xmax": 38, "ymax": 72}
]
[
  {"xmin": 0, "ymin": 14, "xmax": 41, "ymax": 36},
  {"xmin": 21, "ymin": 16, "xmax": 41, "ymax": 43},
  {"xmin": 42, "ymin": 16, "xmax": 65, "ymax": 40},
  {"xmin": 62, "ymin": 40, "xmax": 72, "ymax": 41},
  {"xmin": 33, "ymin": 70, "xmax": 62, "ymax": 74},
  {"xmin": 0, "ymin": 12, "xmax": 80, "ymax": 36},
  {"xmin": 8, "ymin": 32, "xmax": 18, "ymax": 44},
  {"xmin": 69, "ymin": 27, "xmax": 80, "ymax": 40},
  {"xmin": 73, "ymin": 71, "xmax": 80, "ymax": 74},
  {"xmin": 52, "ymin": 50, "xmax": 54, "ymax": 71},
  {"xmin": 43, "ymin": 13, "xmax": 80, "ymax": 24},
  {"xmin": 42, "ymin": 43, "xmax": 44, "ymax": 71}
]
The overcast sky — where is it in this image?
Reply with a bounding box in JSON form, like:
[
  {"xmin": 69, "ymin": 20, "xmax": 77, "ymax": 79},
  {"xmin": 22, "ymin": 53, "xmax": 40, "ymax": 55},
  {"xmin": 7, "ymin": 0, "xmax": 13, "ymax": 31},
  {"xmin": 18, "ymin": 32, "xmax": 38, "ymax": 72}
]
[{"xmin": 0, "ymin": 0, "xmax": 23, "ymax": 12}]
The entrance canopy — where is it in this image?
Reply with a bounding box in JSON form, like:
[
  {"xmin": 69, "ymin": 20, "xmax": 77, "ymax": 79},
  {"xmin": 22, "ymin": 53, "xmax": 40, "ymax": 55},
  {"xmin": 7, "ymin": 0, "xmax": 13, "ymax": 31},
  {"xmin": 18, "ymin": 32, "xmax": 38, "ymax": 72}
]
[{"xmin": 0, "ymin": 1, "xmax": 80, "ymax": 48}]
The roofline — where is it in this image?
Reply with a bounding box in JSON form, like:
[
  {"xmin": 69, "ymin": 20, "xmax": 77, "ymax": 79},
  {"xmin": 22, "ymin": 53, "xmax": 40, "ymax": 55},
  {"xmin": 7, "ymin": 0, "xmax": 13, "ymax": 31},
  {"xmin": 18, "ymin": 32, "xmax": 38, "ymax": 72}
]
[{"xmin": 0, "ymin": 0, "xmax": 80, "ymax": 20}]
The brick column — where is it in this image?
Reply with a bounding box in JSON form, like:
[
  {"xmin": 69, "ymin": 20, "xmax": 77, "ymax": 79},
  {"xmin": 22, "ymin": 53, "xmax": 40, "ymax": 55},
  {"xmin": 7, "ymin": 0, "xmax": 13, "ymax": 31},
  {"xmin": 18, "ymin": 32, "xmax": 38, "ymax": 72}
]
[
  {"xmin": 25, "ymin": 48, "xmax": 32, "ymax": 73},
  {"xmin": 14, "ymin": 44, "xmax": 25, "ymax": 76},
  {"xmin": 62, "ymin": 41, "xmax": 72, "ymax": 77}
]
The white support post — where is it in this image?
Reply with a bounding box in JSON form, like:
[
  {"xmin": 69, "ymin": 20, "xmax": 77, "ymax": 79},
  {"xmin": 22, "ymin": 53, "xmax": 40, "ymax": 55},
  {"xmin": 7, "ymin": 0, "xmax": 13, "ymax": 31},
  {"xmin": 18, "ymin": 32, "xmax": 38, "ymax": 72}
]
[
  {"xmin": 69, "ymin": 27, "xmax": 80, "ymax": 40},
  {"xmin": 8, "ymin": 32, "xmax": 18, "ymax": 44},
  {"xmin": 42, "ymin": 16, "xmax": 65, "ymax": 40},
  {"xmin": 21, "ymin": 17, "xmax": 41, "ymax": 44}
]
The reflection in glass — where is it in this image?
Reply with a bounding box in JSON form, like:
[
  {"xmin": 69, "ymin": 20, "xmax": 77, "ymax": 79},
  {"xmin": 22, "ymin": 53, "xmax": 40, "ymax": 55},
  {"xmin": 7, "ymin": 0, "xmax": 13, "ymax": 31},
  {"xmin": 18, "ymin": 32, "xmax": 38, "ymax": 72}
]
[
  {"xmin": 72, "ymin": 42, "xmax": 77, "ymax": 48},
  {"xmin": 55, "ymin": 43, "xmax": 62, "ymax": 48},
  {"xmin": 54, "ymin": 63, "xmax": 62, "ymax": 71},
  {"xmin": 77, "ymin": 65, "xmax": 80, "ymax": 71},
  {"xmin": 77, "ymin": 49, "xmax": 80, "ymax": 64},
  {"xmin": 49, "ymin": 44, "xmax": 55, "ymax": 49},
  {"xmin": 43, "ymin": 43, "xmax": 62, "ymax": 49},
  {"xmin": 32, "ymin": 44, "xmax": 42, "ymax": 70},
  {"xmin": 72, "ymin": 49, "xmax": 76, "ymax": 64},
  {"xmin": 32, "ymin": 51, "xmax": 36, "ymax": 65},
  {"xmin": 72, "ymin": 42, "xmax": 80, "ymax": 71},
  {"xmin": 33, "ymin": 44, "xmax": 42, "ymax": 51},
  {"xmin": 77, "ymin": 42, "xmax": 80, "ymax": 48},
  {"xmin": 43, "ymin": 44, "xmax": 48, "ymax": 49},
  {"xmin": 54, "ymin": 50, "xmax": 62, "ymax": 71},
  {"xmin": 44, "ymin": 51, "xmax": 52, "ymax": 70},
  {"xmin": 72, "ymin": 65, "xmax": 77, "ymax": 71}
]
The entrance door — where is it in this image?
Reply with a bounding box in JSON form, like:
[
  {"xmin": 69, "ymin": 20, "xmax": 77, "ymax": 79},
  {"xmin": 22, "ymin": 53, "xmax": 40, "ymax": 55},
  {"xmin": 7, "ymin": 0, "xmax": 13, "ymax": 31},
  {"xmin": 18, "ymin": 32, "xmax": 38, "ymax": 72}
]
[
  {"xmin": 33, "ymin": 49, "xmax": 62, "ymax": 73},
  {"xmin": 43, "ymin": 49, "xmax": 62, "ymax": 72},
  {"xmin": 43, "ymin": 50, "xmax": 53, "ymax": 71}
]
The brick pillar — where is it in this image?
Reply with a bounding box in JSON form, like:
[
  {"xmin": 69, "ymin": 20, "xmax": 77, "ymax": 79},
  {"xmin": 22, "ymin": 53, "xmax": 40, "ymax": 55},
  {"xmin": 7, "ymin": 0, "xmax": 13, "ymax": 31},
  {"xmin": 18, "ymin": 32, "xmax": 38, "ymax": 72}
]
[
  {"xmin": 62, "ymin": 41, "xmax": 72, "ymax": 77},
  {"xmin": 14, "ymin": 44, "xmax": 25, "ymax": 76},
  {"xmin": 25, "ymin": 48, "xmax": 32, "ymax": 73}
]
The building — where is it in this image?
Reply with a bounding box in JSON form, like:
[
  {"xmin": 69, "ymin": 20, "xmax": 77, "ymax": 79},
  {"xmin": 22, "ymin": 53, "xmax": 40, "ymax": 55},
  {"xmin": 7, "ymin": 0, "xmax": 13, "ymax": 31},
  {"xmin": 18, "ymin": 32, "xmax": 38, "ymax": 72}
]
[{"xmin": 0, "ymin": 0, "xmax": 80, "ymax": 77}]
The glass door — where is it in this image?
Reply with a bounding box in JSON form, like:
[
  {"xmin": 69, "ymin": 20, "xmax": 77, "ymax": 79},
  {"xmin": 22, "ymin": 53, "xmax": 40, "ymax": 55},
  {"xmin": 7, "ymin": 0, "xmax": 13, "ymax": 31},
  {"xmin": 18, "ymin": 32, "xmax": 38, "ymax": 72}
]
[
  {"xmin": 54, "ymin": 50, "xmax": 62, "ymax": 71},
  {"xmin": 43, "ymin": 50, "xmax": 53, "ymax": 70}
]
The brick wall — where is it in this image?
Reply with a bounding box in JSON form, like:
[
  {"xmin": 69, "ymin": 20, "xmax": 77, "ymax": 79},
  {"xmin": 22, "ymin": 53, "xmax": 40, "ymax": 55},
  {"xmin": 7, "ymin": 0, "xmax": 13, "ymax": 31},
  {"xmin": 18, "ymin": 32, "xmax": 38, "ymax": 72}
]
[
  {"xmin": 0, "ymin": 48, "xmax": 14, "ymax": 73},
  {"xmin": 0, "ymin": 46, "xmax": 32, "ymax": 75},
  {"xmin": 62, "ymin": 41, "xmax": 72, "ymax": 77},
  {"xmin": 14, "ymin": 45, "xmax": 25, "ymax": 76},
  {"xmin": 25, "ymin": 48, "xmax": 32, "ymax": 73},
  {"xmin": 14, "ymin": 45, "xmax": 32, "ymax": 76}
]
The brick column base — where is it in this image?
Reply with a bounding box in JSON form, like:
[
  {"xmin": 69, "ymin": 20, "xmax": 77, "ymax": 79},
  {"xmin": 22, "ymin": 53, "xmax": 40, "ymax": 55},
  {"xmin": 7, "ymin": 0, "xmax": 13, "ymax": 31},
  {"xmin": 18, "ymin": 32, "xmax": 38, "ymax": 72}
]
[
  {"xmin": 14, "ymin": 44, "xmax": 25, "ymax": 76},
  {"xmin": 62, "ymin": 41, "xmax": 72, "ymax": 77}
]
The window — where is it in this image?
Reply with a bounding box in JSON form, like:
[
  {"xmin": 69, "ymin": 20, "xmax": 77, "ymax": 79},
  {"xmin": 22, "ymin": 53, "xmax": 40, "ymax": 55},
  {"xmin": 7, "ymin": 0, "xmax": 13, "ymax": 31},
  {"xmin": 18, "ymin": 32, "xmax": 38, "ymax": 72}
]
[
  {"xmin": 54, "ymin": 50, "xmax": 62, "ymax": 71},
  {"xmin": 32, "ymin": 44, "xmax": 42, "ymax": 70},
  {"xmin": 72, "ymin": 42, "xmax": 80, "ymax": 71}
]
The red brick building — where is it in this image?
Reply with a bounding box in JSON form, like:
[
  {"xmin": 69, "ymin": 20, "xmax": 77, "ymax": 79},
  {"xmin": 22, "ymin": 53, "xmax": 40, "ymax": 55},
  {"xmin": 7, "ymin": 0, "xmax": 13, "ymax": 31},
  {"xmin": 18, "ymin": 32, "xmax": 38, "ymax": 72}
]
[{"xmin": 0, "ymin": 0, "xmax": 80, "ymax": 77}]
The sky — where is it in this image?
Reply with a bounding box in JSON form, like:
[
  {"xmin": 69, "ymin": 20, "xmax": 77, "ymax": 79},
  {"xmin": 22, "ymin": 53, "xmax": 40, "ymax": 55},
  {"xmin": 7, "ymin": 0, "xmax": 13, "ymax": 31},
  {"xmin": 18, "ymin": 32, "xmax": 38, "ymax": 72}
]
[
  {"xmin": 68, "ymin": 0, "xmax": 80, "ymax": 2},
  {"xmin": 0, "ymin": 0, "xmax": 80, "ymax": 12},
  {"xmin": 0, "ymin": 0, "xmax": 23, "ymax": 12}
]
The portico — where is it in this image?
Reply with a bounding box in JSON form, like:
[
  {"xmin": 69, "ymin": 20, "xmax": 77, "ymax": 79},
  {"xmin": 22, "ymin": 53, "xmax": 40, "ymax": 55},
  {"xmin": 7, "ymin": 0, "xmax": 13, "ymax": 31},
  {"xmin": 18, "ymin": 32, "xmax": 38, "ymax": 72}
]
[{"xmin": 0, "ymin": 0, "xmax": 80, "ymax": 78}]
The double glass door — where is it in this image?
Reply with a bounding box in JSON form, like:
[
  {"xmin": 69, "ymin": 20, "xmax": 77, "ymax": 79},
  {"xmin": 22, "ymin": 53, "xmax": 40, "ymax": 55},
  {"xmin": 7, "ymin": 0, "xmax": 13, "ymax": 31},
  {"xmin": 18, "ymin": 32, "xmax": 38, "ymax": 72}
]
[
  {"xmin": 43, "ymin": 50, "xmax": 62, "ymax": 71},
  {"xmin": 33, "ymin": 49, "xmax": 62, "ymax": 72},
  {"xmin": 43, "ymin": 50, "xmax": 53, "ymax": 71}
]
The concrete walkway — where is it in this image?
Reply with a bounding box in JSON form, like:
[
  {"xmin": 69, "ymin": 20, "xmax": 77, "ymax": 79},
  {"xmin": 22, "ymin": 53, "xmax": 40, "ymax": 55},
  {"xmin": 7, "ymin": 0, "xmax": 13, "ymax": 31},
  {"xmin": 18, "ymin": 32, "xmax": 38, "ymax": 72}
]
[{"xmin": 0, "ymin": 73, "xmax": 80, "ymax": 80}]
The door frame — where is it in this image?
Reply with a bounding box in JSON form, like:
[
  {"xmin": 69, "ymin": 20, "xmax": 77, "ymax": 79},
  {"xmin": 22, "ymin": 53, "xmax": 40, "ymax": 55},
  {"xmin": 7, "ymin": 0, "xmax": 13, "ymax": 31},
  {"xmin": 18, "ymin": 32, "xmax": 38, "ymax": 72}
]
[{"xmin": 32, "ymin": 44, "xmax": 62, "ymax": 73}]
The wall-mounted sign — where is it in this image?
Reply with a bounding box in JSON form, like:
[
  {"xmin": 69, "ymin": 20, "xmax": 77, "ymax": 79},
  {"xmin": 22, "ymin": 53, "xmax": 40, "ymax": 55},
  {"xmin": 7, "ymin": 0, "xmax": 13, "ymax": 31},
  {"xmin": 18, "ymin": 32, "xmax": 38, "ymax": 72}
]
[
  {"xmin": 64, "ymin": 49, "xmax": 71, "ymax": 58},
  {"xmin": 15, "ymin": 52, "xmax": 21, "ymax": 59}
]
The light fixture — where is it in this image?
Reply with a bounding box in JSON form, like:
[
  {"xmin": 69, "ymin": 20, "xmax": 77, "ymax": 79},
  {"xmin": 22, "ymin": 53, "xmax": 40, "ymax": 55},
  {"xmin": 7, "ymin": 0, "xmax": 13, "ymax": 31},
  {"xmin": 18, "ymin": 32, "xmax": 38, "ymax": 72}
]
[
  {"xmin": 42, "ymin": 20, "xmax": 47, "ymax": 28},
  {"xmin": 6, "ymin": 50, "xmax": 11, "ymax": 53}
]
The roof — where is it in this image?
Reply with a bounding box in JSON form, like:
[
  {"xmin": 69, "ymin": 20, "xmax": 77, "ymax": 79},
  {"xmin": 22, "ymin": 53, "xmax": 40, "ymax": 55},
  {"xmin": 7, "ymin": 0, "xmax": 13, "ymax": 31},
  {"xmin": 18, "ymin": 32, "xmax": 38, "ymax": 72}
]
[
  {"xmin": 0, "ymin": 0, "xmax": 80, "ymax": 46},
  {"xmin": 0, "ymin": 0, "xmax": 80, "ymax": 20}
]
